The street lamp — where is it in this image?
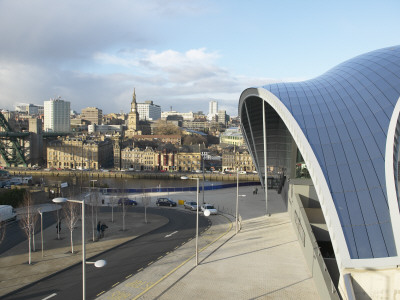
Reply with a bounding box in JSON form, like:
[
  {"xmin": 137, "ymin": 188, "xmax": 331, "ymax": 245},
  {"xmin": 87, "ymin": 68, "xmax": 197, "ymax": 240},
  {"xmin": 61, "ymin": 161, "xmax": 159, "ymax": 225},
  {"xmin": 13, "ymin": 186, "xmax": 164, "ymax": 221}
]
[
  {"xmin": 89, "ymin": 179, "xmax": 97, "ymax": 241},
  {"xmin": 52, "ymin": 197, "xmax": 106, "ymax": 300},
  {"xmin": 38, "ymin": 209, "xmax": 43, "ymax": 258},
  {"xmin": 181, "ymin": 176, "xmax": 200, "ymax": 266},
  {"xmin": 236, "ymin": 168, "xmax": 246, "ymax": 234}
]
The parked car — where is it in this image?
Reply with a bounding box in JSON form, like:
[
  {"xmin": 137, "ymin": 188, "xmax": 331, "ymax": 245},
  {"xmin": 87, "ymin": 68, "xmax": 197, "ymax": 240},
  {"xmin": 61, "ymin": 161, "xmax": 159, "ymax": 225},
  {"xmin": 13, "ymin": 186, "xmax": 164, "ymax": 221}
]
[
  {"xmin": 0, "ymin": 205, "xmax": 17, "ymax": 223},
  {"xmin": 156, "ymin": 198, "xmax": 177, "ymax": 207},
  {"xmin": 118, "ymin": 198, "xmax": 138, "ymax": 206},
  {"xmin": 201, "ymin": 204, "xmax": 218, "ymax": 215},
  {"xmin": 184, "ymin": 201, "xmax": 198, "ymax": 211}
]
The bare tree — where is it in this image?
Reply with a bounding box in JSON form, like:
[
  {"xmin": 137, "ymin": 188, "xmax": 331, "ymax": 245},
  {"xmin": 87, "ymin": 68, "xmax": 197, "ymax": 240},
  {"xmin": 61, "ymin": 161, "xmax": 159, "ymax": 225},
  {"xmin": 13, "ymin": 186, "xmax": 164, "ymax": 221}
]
[
  {"xmin": 153, "ymin": 119, "xmax": 181, "ymax": 135},
  {"xmin": 63, "ymin": 201, "xmax": 80, "ymax": 253},
  {"xmin": 19, "ymin": 192, "xmax": 34, "ymax": 264},
  {"xmin": 109, "ymin": 196, "xmax": 118, "ymax": 223},
  {"xmin": 0, "ymin": 221, "xmax": 6, "ymax": 245},
  {"xmin": 121, "ymin": 197, "xmax": 127, "ymax": 231},
  {"xmin": 31, "ymin": 212, "xmax": 39, "ymax": 252},
  {"xmin": 141, "ymin": 192, "xmax": 151, "ymax": 224}
]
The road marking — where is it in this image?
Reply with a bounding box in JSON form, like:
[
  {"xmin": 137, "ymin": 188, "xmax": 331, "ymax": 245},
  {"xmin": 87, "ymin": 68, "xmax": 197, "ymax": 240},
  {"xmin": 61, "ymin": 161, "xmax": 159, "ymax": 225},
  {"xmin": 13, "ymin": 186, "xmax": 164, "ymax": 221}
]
[
  {"xmin": 126, "ymin": 280, "xmax": 153, "ymax": 290},
  {"xmin": 174, "ymin": 246, "xmax": 179, "ymax": 249},
  {"xmin": 133, "ymin": 215, "xmax": 233, "ymax": 300},
  {"xmin": 42, "ymin": 293, "xmax": 57, "ymax": 300},
  {"xmin": 96, "ymin": 291, "xmax": 105, "ymax": 296},
  {"xmin": 126, "ymin": 274, "xmax": 132, "ymax": 279},
  {"xmin": 166, "ymin": 251, "xmax": 170, "ymax": 255},
  {"xmin": 165, "ymin": 231, "xmax": 178, "ymax": 238},
  {"xmin": 112, "ymin": 282, "xmax": 120, "ymax": 287},
  {"xmin": 148, "ymin": 261, "xmax": 154, "ymax": 266},
  {"xmin": 137, "ymin": 267, "xmax": 143, "ymax": 272},
  {"xmin": 157, "ymin": 256, "xmax": 163, "ymax": 260}
]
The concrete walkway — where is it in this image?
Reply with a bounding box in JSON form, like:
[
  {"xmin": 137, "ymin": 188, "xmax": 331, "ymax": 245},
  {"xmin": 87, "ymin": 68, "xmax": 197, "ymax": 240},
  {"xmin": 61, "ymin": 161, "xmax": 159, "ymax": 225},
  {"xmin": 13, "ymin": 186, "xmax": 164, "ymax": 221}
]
[{"xmin": 98, "ymin": 187, "xmax": 320, "ymax": 300}]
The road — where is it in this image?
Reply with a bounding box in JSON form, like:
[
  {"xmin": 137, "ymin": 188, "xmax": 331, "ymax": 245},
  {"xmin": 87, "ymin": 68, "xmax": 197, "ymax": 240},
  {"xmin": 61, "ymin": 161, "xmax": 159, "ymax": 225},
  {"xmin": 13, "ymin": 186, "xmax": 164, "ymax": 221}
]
[
  {"xmin": 2, "ymin": 207, "xmax": 209, "ymax": 300},
  {"xmin": 0, "ymin": 213, "xmax": 56, "ymax": 255}
]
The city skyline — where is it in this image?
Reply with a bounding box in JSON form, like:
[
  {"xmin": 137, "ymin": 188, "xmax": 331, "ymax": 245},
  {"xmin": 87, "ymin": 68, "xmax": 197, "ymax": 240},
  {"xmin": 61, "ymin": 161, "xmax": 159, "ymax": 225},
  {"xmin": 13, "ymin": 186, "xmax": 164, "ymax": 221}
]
[{"xmin": 0, "ymin": 0, "xmax": 398, "ymax": 117}]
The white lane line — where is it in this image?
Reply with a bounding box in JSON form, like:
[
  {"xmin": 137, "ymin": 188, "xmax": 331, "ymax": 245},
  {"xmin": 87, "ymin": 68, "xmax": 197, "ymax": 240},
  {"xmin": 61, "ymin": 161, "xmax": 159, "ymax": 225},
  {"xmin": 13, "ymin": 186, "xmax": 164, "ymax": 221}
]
[
  {"xmin": 42, "ymin": 293, "xmax": 57, "ymax": 300},
  {"xmin": 164, "ymin": 231, "xmax": 178, "ymax": 238}
]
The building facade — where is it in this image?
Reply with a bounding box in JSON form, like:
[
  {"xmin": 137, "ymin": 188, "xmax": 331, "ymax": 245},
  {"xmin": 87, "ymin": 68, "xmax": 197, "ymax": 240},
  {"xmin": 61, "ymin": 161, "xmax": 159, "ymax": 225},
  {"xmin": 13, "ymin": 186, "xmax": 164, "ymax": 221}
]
[
  {"xmin": 121, "ymin": 147, "xmax": 157, "ymax": 171},
  {"xmin": 161, "ymin": 111, "xmax": 195, "ymax": 121},
  {"xmin": 47, "ymin": 137, "xmax": 113, "ymax": 170},
  {"xmin": 176, "ymin": 152, "xmax": 201, "ymax": 172},
  {"xmin": 44, "ymin": 97, "xmax": 70, "ymax": 132},
  {"xmin": 81, "ymin": 107, "xmax": 103, "ymax": 125},
  {"xmin": 222, "ymin": 148, "xmax": 256, "ymax": 173},
  {"xmin": 137, "ymin": 101, "xmax": 161, "ymax": 121},
  {"xmin": 208, "ymin": 100, "xmax": 218, "ymax": 117},
  {"xmin": 219, "ymin": 127, "xmax": 244, "ymax": 146}
]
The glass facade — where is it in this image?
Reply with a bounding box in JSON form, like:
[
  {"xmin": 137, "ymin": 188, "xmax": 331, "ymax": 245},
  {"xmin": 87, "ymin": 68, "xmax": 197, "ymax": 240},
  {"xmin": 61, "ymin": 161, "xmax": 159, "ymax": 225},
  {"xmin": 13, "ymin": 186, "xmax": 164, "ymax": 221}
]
[{"xmin": 240, "ymin": 46, "xmax": 400, "ymax": 259}]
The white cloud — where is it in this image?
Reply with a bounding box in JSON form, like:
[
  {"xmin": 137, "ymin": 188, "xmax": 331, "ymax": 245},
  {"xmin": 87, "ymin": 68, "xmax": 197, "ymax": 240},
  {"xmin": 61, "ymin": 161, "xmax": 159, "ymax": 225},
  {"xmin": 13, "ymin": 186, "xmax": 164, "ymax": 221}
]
[{"xmin": 0, "ymin": 1, "xmax": 280, "ymax": 117}]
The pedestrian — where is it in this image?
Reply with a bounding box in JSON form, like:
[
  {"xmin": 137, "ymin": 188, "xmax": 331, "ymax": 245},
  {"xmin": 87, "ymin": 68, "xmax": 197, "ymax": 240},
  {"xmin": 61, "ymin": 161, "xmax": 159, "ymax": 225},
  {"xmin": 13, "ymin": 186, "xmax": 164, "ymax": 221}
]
[
  {"xmin": 255, "ymin": 187, "xmax": 258, "ymax": 195},
  {"xmin": 100, "ymin": 222, "xmax": 108, "ymax": 238},
  {"xmin": 56, "ymin": 221, "xmax": 61, "ymax": 234},
  {"xmin": 253, "ymin": 187, "xmax": 256, "ymax": 195},
  {"xmin": 97, "ymin": 221, "xmax": 101, "ymax": 239}
]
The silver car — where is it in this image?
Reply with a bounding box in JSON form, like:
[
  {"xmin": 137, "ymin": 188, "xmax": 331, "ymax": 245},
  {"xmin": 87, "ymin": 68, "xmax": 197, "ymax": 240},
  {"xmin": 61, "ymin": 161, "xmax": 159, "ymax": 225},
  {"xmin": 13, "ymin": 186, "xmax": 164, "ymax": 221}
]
[{"xmin": 184, "ymin": 201, "xmax": 197, "ymax": 211}]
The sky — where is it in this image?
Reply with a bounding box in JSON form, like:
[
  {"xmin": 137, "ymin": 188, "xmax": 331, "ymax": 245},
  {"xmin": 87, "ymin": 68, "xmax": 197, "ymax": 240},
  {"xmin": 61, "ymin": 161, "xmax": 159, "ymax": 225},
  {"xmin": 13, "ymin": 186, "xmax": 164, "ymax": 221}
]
[{"xmin": 0, "ymin": 0, "xmax": 399, "ymax": 117}]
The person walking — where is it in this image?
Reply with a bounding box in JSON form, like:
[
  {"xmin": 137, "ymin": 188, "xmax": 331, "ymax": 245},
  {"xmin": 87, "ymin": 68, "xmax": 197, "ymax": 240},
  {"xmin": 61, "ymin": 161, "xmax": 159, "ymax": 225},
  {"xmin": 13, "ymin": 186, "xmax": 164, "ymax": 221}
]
[
  {"xmin": 100, "ymin": 222, "xmax": 108, "ymax": 238},
  {"xmin": 56, "ymin": 221, "xmax": 61, "ymax": 234},
  {"xmin": 97, "ymin": 221, "xmax": 101, "ymax": 239}
]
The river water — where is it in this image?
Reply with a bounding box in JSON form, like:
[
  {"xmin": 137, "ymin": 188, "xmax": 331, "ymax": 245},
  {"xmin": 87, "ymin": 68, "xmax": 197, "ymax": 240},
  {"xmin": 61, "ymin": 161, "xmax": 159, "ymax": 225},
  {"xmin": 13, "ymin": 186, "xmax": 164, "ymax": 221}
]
[{"xmin": 33, "ymin": 175, "xmax": 226, "ymax": 190}]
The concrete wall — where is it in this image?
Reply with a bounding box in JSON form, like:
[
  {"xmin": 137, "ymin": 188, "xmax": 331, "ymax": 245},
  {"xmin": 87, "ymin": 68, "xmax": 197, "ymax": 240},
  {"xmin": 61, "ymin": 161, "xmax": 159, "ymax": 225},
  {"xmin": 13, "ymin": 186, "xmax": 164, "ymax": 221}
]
[
  {"xmin": 339, "ymin": 268, "xmax": 400, "ymax": 299},
  {"xmin": 287, "ymin": 181, "xmax": 340, "ymax": 300}
]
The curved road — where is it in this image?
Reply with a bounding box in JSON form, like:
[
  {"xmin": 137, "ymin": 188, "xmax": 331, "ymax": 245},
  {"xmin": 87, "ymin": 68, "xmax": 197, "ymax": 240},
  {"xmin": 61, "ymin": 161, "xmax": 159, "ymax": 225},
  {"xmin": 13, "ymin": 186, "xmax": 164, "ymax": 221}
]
[{"xmin": 2, "ymin": 207, "xmax": 209, "ymax": 300}]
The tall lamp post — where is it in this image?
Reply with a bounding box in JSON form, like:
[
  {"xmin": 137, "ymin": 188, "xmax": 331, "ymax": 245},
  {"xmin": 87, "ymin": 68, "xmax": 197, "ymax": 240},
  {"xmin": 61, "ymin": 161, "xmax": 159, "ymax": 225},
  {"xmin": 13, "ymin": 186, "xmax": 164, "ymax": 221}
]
[
  {"xmin": 89, "ymin": 179, "xmax": 97, "ymax": 241},
  {"xmin": 236, "ymin": 168, "xmax": 246, "ymax": 234},
  {"xmin": 181, "ymin": 176, "xmax": 200, "ymax": 266},
  {"xmin": 53, "ymin": 197, "xmax": 106, "ymax": 300},
  {"xmin": 38, "ymin": 209, "xmax": 44, "ymax": 258}
]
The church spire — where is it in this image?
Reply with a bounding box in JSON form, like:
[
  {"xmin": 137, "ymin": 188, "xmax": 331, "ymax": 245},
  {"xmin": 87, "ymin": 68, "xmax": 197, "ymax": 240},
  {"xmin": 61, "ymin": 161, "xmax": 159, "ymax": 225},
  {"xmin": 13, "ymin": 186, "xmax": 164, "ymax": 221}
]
[
  {"xmin": 131, "ymin": 88, "xmax": 137, "ymax": 112},
  {"xmin": 132, "ymin": 88, "xmax": 136, "ymax": 103}
]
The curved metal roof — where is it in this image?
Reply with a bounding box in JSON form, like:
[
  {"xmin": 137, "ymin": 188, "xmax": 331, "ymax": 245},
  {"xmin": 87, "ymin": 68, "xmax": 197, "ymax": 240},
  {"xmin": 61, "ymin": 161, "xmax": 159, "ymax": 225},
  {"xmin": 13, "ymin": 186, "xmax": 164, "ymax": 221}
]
[{"xmin": 239, "ymin": 46, "xmax": 400, "ymax": 264}]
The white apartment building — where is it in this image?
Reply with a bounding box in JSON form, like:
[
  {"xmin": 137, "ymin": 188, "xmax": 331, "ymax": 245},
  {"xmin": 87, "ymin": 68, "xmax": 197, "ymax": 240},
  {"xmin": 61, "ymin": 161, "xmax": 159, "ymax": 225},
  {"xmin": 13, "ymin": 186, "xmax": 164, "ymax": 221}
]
[
  {"xmin": 208, "ymin": 100, "xmax": 218, "ymax": 120},
  {"xmin": 161, "ymin": 111, "xmax": 195, "ymax": 121},
  {"xmin": 44, "ymin": 97, "xmax": 70, "ymax": 132},
  {"xmin": 137, "ymin": 101, "xmax": 161, "ymax": 121},
  {"xmin": 15, "ymin": 103, "xmax": 44, "ymax": 115}
]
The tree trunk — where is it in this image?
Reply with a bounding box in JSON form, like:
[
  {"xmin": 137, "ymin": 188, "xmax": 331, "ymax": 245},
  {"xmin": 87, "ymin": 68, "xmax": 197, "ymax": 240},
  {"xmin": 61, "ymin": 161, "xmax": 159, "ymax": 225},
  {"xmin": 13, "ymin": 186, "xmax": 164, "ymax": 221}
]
[
  {"xmin": 70, "ymin": 230, "xmax": 74, "ymax": 253},
  {"xmin": 28, "ymin": 230, "xmax": 32, "ymax": 265},
  {"xmin": 32, "ymin": 224, "xmax": 36, "ymax": 252}
]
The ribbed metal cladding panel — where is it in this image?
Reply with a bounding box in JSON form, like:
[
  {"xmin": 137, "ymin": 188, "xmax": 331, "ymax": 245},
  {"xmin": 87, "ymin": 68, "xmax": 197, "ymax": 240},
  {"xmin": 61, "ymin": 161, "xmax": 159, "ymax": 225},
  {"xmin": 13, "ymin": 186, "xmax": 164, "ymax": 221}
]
[{"xmin": 260, "ymin": 46, "xmax": 400, "ymax": 259}]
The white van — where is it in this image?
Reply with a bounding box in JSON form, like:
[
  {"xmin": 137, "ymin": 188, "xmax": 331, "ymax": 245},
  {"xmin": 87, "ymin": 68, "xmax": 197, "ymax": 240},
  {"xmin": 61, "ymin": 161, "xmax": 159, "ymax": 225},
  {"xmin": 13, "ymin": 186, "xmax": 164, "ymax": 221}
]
[{"xmin": 0, "ymin": 205, "xmax": 17, "ymax": 223}]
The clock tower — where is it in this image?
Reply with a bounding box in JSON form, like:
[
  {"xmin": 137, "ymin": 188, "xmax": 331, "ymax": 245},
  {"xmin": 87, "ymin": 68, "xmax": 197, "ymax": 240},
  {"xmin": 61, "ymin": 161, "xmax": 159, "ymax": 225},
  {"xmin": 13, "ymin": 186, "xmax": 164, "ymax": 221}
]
[{"xmin": 126, "ymin": 88, "xmax": 141, "ymax": 137}]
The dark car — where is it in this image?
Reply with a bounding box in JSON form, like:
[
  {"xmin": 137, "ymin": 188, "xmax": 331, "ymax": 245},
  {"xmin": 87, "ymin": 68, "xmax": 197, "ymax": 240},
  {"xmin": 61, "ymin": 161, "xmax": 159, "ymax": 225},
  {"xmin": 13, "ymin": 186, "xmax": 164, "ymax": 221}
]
[
  {"xmin": 156, "ymin": 198, "xmax": 177, "ymax": 207},
  {"xmin": 118, "ymin": 198, "xmax": 138, "ymax": 206}
]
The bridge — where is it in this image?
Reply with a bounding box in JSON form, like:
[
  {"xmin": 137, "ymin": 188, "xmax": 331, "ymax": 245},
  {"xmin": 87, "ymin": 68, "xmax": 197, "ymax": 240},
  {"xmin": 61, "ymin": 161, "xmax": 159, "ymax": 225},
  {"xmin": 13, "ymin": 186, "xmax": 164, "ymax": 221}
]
[{"xmin": 0, "ymin": 113, "xmax": 68, "ymax": 167}]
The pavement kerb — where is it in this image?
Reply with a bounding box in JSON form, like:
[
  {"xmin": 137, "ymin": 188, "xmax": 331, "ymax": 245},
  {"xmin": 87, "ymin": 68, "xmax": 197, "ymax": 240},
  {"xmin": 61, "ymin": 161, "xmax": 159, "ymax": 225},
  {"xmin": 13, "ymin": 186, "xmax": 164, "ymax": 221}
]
[
  {"xmin": 0, "ymin": 211, "xmax": 169, "ymax": 298},
  {"xmin": 97, "ymin": 212, "xmax": 235, "ymax": 300}
]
